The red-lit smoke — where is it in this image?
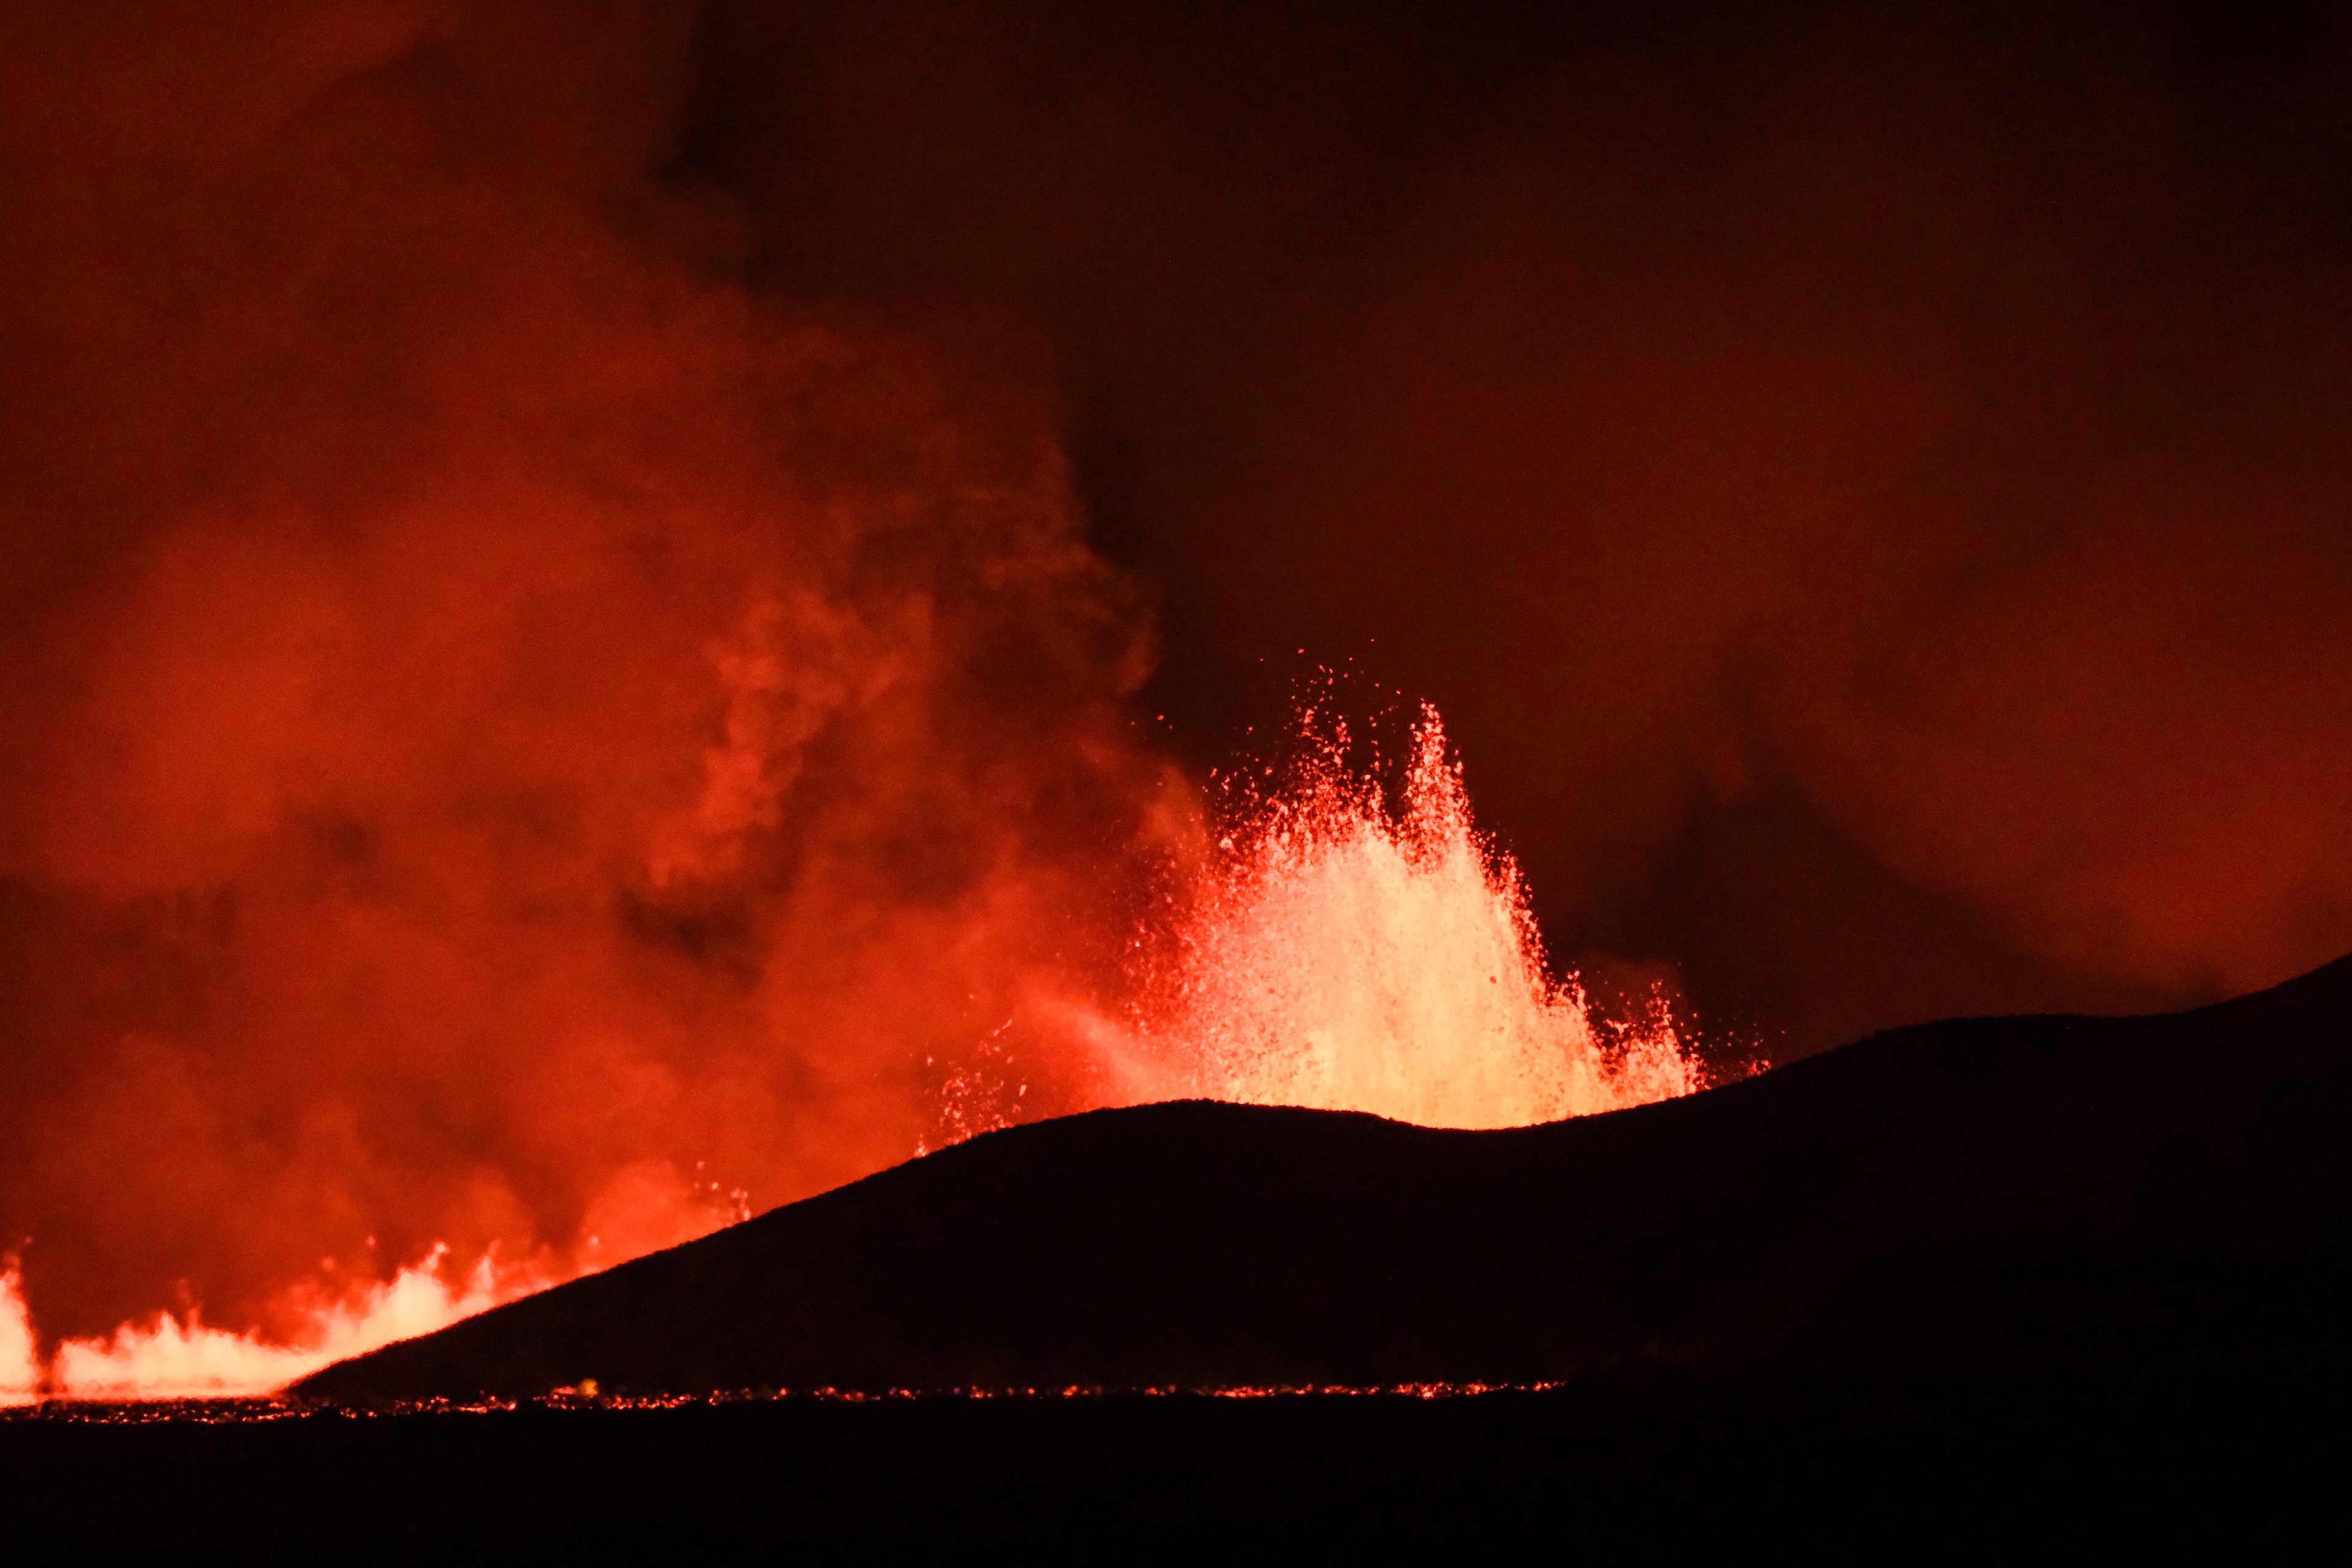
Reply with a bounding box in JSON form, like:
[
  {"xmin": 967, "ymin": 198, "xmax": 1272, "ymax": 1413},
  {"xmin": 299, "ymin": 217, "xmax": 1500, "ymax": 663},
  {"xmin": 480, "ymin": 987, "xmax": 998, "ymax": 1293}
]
[
  {"xmin": 8, "ymin": 0, "xmax": 2352, "ymax": 1393},
  {"xmin": 698, "ymin": 1, "xmax": 2352, "ymax": 1047},
  {"xmin": 0, "ymin": 2, "xmax": 1705, "ymax": 1395},
  {"xmin": 0, "ymin": 2, "xmax": 1193, "ymax": 1355}
]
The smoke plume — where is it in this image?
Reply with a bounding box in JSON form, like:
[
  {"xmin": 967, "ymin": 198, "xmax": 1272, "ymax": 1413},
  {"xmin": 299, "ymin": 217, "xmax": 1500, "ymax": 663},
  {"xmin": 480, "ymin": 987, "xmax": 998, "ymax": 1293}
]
[
  {"xmin": 0, "ymin": 0, "xmax": 1185, "ymax": 1341},
  {"xmin": 687, "ymin": 0, "xmax": 2352, "ymax": 1047},
  {"xmin": 6, "ymin": 0, "xmax": 2351, "ymax": 1355}
]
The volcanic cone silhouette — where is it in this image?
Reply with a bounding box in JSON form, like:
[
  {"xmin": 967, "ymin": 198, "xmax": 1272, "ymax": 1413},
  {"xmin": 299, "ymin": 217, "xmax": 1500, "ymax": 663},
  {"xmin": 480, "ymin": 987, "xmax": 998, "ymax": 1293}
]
[{"xmin": 298, "ymin": 953, "xmax": 2352, "ymax": 1401}]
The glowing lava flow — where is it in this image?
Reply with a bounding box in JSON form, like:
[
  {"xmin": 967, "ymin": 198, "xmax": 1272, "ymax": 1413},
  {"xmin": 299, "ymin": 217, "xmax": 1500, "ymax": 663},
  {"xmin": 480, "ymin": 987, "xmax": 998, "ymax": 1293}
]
[
  {"xmin": 1126, "ymin": 706, "xmax": 1700, "ymax": 1126},
  {"xmin": 1, "ymin": 1267, "xmax": 38, "ymax": 1407},
  {"xmin": 37, "ymin": 1248, "xmax": 541, "ymax": 1401}
]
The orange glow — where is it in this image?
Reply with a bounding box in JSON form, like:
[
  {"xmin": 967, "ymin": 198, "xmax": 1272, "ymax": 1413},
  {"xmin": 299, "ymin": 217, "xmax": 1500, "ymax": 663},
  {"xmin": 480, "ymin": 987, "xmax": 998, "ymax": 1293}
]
[
  {"xmin": 9, "ymin": 699, "xmax": 1702, "ymax": 1402},
  {"xmin": 11, "ymin": 0, "xmax": 2352, "ymax": 1420},
  {"xmin": 0, "ymin": 1382, "xmax": 1578, "ymax": 1419},
  {"xmin": 1, "ymin": 1267, "xmax": 37, "ymax": 1407},
  {"xmin": 44, "ymin": 1248, "xmax": 540, "ymax": 1401},
  {"xmin": 15, "ymin": 1158, "xmax": 749, "ymax": 1400},
  {"xmin": 1129, "ymin": 704, "xmax": 1698, "ymax": 1126}
]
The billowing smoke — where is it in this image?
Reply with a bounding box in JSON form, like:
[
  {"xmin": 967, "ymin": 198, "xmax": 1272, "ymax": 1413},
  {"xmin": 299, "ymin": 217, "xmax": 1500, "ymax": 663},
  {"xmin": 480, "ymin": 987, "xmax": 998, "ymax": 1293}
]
[
  {"xmin": 0, "ymin": 1, "xmax": 1188, "ymax": 1344},
  {"xmin": 690, "ymin": 0, "xmax": 2352, "ymax": 1050}
]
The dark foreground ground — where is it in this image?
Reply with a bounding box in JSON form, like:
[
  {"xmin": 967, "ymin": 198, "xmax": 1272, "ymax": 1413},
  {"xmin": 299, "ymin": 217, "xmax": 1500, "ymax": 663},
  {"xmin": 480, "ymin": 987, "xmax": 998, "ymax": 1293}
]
[
  {"xmin": 13, "ymin": 956, "xmax": 2350, "ymax": 1555},
  {"xmin": 7, "ymin": 1361, "xmax": 2348, "ymax": 1558}
]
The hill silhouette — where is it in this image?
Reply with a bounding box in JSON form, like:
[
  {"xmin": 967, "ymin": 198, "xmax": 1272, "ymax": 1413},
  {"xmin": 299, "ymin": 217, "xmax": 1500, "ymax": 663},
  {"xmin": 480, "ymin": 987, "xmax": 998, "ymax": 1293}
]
[{"xmin": 298, "ymin": 954, "xmax": 2352, "ymax": 1403}]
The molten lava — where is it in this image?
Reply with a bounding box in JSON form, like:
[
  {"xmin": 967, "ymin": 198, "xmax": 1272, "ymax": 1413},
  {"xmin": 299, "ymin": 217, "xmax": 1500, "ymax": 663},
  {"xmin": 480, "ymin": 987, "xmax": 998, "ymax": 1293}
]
[
  {"xmin": 1143, "ymin": 707, "xmax": 1697, "ymax": 1126},
  {"xmin": 9, "ymin": 701, "xmax": 1702, "ymax": 1401},
  {"xmin": 1, "ymin": 1268, "xmax": 37, "ymax": 1408},
  {"xmin": 42, "ymin": 1249, "xmax": 538, "ymax": 1402}
]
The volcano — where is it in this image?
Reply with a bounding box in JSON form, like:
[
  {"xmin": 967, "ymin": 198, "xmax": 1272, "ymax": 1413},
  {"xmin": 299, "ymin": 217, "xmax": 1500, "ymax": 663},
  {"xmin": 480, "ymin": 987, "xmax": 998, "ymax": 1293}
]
[{"xmin": 296, "ymin": 952, "xmax": 2352, "ymax": 1403}]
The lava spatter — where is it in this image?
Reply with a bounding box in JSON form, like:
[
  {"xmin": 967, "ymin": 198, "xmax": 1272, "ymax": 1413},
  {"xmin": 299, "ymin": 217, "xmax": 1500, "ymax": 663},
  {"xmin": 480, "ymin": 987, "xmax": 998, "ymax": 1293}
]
[{"xmin": 1126, "ymin": 704, "xmax": 1700, "ymax": 1128}]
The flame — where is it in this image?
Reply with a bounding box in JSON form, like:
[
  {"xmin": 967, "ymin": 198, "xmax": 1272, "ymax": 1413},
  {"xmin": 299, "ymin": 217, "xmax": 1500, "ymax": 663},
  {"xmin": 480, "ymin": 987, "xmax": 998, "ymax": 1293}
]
[
  {"xmin": 41, "ymin": 1248, "xmax": 538, "ymax": 1401},
  {"xmin": 10, "ymin": 1136, "xmax": 782, "ymax": 1401},
  {"xmin": 1090, "ymin": 703, "xmax": 1702, "ymax": 1128},
  {"xmin": 1, "ymin": 1265, "xmax": 37, "ymax": 1407}
]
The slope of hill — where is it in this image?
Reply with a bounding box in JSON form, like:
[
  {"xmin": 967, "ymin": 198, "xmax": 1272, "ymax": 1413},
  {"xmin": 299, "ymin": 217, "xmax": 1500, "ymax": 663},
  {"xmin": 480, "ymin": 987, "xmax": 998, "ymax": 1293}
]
[{"xmin": 298, "ymin": 954, "xmax": 2352, "ymax": 1403}]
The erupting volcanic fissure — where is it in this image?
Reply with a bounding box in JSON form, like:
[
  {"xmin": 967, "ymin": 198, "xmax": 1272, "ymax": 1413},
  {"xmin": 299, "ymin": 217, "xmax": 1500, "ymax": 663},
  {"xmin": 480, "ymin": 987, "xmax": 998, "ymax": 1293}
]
[
  {"xmin": 39, "ymin": 1250, "xmax": 540, "ymax": 1402},
  {"xmin": 5, "ymin": 701, "xmax": 1704, "ymax": 1401},
  {"xmin": 7, "ymin": 0, "xmax": 2352, "ymax": 1472},
  {"xmin": 1105, "ymin": 706, "xmax": 1700, "ymax": 1127}
]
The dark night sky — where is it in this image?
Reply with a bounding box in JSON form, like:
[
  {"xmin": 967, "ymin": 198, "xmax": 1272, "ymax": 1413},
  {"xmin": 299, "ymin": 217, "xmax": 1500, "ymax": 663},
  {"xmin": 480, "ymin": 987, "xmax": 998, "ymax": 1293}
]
[{"xmin": 676, "ymin": 0, "xmax": 2352, "ymax": 1049}]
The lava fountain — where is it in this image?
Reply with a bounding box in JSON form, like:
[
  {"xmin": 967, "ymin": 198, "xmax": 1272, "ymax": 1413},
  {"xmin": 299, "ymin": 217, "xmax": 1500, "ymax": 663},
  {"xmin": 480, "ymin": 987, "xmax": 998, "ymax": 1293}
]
[
  {"xmin": 36, "ymin": 1250, "xmax": 540, "ymax": 1402},
  {"xmin": 1106, "ymin": 703, "xmax": 1700, "ymax": 1127}
]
